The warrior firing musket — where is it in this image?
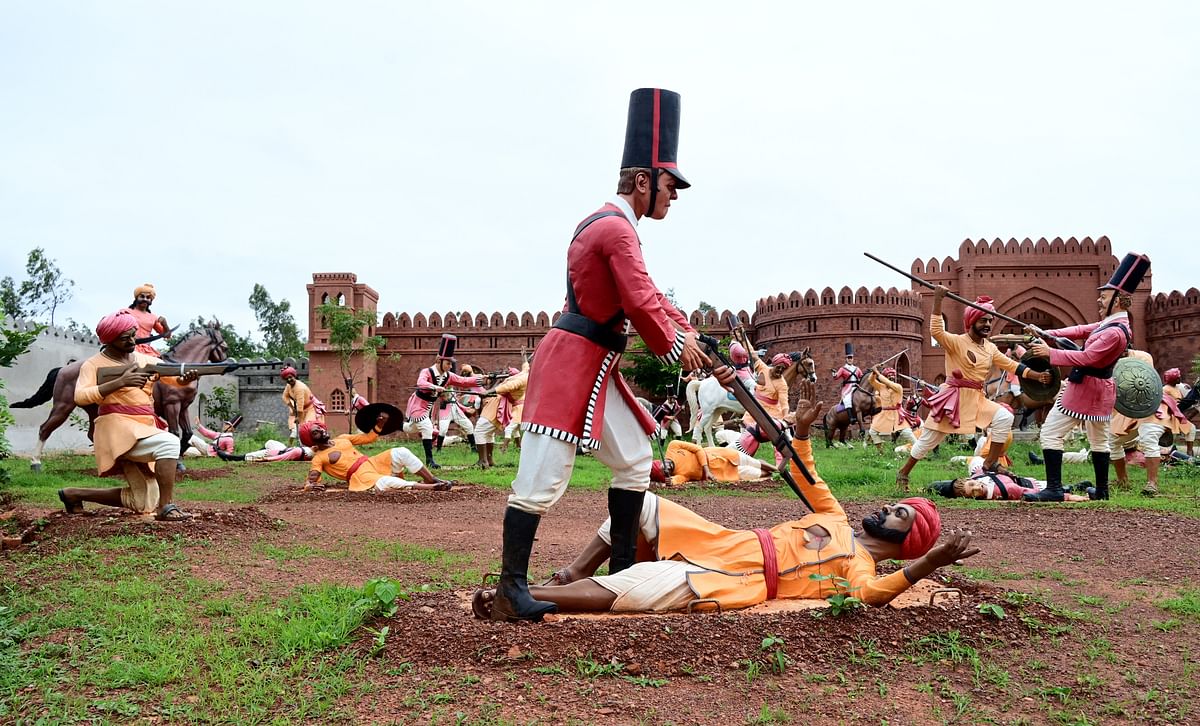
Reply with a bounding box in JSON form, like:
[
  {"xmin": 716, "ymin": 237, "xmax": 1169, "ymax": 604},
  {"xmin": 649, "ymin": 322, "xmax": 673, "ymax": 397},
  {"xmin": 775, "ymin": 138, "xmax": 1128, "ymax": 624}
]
[
  {"xmin": 96, "ymin": 360, "xmax": 243, "ymax": 385},
  {"xmin": 403, "ymin": 335, "xmax": 485, "ymax": 470}
]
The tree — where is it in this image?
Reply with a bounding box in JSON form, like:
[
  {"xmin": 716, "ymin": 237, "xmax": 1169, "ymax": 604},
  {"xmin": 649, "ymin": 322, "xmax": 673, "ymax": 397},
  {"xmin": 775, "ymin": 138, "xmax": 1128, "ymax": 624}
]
[
  {"xmin": 622, "ymin": 338, "xmax": 682, "ymax": 399},
  {"xmin": 1, "ymin": 248, "xmax": 75, "ymax": 326},
  {"xmin": 169, "ymin": 316, "xmax": 262, "ymax": 360},
  {"xmin": 248, "ymin": 284, "xmax": 306, "ymax": 360},
  {"xmin": 316, "ymin": 302, "xmax": 385, "ymax": 429},
  {"xmin": 697, "ymin": 300, "xmax": 717, "ymax": 315},
  {"xmin": 0, "ymin": 321, "xmax": 44, "ymax": 458}
]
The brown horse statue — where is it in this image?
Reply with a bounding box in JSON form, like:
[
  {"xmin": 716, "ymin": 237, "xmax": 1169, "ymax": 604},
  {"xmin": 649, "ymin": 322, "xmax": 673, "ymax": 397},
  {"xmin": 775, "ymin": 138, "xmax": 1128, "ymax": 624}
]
[
  {"xmin": 822, "ymin": 382, "xmax": 876, "ymax": 448},
  {"xmin": 11, "ymin": 321, "xmax": 229, "ymax": 471}
]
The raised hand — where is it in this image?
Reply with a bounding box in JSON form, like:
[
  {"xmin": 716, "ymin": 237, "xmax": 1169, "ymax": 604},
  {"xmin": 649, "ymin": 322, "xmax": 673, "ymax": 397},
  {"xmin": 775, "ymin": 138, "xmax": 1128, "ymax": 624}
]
[{"xmin": 922, "ymin": 529, "xmax": 981, "ymax": 569}]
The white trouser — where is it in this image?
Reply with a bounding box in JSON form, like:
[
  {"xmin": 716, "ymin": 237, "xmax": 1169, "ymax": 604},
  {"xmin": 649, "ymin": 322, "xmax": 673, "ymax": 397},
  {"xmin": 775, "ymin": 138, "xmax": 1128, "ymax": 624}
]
[
  {"xmin": 868, "ymin": 427, "xmax": 915, "ymax": 445},
  {"xmin": 118, "ymin": 432, "xmax": 182, "ymax": 512},
  {"xmin": 374, "ymin": 447, "xmax": 425, "ymax": 490},
  {"xmin": 504, "ymin": 421, "xmax": 521, "ymax": 439},
  {"xmin": 592, "ymin": 560, "xmax": 706, "ymax": 612},
  {"xmin": 655, "ymin": 419, "xmax": 683, "ymax": 440},
  {"xmin": 187, "ymin": 435, "xmax": 213, "ymax": 457},
  {"xmin": 245, "ymin": 440, "xmax": 288, "ymax": 462},
  {"xmin": 402, "ymin": 417, "xmax": 435, "ymax": 440},
  {"xmin": 596, "ymin": 491, "xmax": 661, "ymax": 544},
  {"xmin": 910, "ymin": 407, "xmax": 1013, "ymax": 461},
  {"xmin": 475, "ymin": 417, "xmax": 498, "ymax": 444},
  {"xmin": 1040, "ymin": 407, "xmax": 1110, "ymax": 453},
  {"xmin": 508, "ymin": 378, "xmax": 653, "ymax": 515},
  {"xmin": 438, "ymin": 406, "xmax": 475, "ymax": 437},
  {"xmin": 1109, "ymin": 422, "xmax": 1165, "ymax": 461},
  {"xmin": 736, "ymin": 452, "xmax": 769, "ymax": 480}
]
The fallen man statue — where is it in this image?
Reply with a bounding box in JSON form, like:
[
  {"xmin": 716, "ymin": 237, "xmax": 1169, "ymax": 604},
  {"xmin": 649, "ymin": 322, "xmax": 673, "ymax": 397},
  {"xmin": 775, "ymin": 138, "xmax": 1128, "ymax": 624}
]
[
  {"xmin": 930, "ymin": 472, "xmax": 1094, "ymax": 501},
  {"xmin": 472, "ymin": 396, "xmax": 979, "ymax": 619},
  {"xmin": 300, "ymin": 410, "xmax": 455, "ymax": 492},
  {"xmin": 650, "ymin": 439, "xmax": 778, "ymax": 486}
]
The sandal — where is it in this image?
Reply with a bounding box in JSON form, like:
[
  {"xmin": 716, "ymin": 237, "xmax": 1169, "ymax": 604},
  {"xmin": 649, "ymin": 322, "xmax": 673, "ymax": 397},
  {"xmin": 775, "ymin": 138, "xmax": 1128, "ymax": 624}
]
[
  {"xmin": 58, "ymin": 489, "xmax": 84, "ymax": 515},
  {"xmin": 471, "ymin": 588, "xmax": 495, "ymax": 620},
  {"xmin": 154, "ymin": 503, "xmax": 195, "ymax": 522}
]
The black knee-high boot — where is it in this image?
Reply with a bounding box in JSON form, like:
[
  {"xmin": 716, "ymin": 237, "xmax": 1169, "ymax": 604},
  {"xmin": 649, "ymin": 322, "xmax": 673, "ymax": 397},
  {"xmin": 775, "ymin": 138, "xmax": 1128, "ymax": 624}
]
[
  {"xmin": 1091, "ymin": 452, "xmax": 1111, "ymax": 500},
  {"xmin": 422, "ymin": 438, "xmax": 440, "ymax": 469},
  {"xmin": 491, "ymin": 507, "xmax": 557, "ymax": 622},
  {"xmin": 608, "ymin": 489, "xmax": 646, "ymax": 574},
  {"xmin": 1024, "ymin": 449, "xmax": 1064, "ymax": 502}
]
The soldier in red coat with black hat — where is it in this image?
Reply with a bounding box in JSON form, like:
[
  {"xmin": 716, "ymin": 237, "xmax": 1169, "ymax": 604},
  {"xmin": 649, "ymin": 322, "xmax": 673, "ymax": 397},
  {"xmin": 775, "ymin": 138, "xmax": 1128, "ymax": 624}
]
[
  {"xmin": 404, "ymin": 334, "xmax": 484, "ymax": 470},
  {"xmin": 1024, "ymin": 253, "xmax": 1151, "ymax": 502},
  {"xmin": 487, "ymin": 88, "xmax": 710, "ymax": 622}
]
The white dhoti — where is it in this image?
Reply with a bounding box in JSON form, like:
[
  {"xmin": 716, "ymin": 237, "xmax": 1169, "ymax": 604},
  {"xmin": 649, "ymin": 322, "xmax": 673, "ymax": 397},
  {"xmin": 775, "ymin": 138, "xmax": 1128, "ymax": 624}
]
[{"xmin": 591, "ymin": 560, "xmax": 707, "ymax": 613}]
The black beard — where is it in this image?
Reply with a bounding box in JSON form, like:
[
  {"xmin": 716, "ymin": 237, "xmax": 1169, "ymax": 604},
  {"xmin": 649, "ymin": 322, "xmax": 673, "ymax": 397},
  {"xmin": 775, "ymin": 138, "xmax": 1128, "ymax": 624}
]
[{"xmin": 862, "ymin": 510, "xmax": 908, "ymax": 544}]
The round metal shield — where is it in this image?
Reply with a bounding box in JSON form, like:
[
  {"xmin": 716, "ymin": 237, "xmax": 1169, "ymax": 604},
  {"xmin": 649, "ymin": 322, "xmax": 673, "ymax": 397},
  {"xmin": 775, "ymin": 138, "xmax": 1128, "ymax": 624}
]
[
  {"xmin": 1018, "ymin": 352, "xmax": 1060, "ymax": 402},
  {"xmin": 355, "ymin": 403, "xmax": 405, "ymax": 435},
  {"xmin": 1114, "ymin": 358, "xmax": 1163, "ymax": 419}
]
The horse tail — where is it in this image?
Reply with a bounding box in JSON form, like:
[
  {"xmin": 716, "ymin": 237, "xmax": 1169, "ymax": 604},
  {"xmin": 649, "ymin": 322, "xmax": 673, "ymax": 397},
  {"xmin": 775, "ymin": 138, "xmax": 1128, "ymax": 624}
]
[
  {"xmin": 684, "ymin": 379, "xmax": 701, "ymax": 431},
  {"xmin": 9, "ymin": 367, "xmax": 62, "ymax": 408}
]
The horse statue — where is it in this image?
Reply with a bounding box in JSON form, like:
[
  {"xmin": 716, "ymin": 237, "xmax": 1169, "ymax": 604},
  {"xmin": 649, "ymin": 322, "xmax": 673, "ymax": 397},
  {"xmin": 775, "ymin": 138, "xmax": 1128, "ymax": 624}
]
[
  {"xmin": 822, "ymin": 381, "xmax": 876, "ymax": 448},
  {"xmin": 11, "ymin": 320, "xmax": 229, "ymax": 471},
  {"xmin": 685, "ymin": 348, "xmax": 815, "ymax": 447}
]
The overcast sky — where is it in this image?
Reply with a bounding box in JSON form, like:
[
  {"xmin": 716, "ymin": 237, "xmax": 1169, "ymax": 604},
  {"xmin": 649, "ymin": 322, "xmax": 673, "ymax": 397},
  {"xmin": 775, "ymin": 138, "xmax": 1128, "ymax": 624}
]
[{"xmin": 2, "ymin": 2, "xmax": 1197, "ymax": 342}]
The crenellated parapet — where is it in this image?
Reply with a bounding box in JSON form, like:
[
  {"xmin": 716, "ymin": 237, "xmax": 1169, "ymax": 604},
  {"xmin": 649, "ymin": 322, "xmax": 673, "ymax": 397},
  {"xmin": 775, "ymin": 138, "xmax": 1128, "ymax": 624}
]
[
  {"xmin": 2, "ymin": 316, "xmax": 101, "ymax": 346},
  {"xmin": 379, "ymin": 310, "xmax": 558, "ymax": 331},
  {"xmin": 1145, "ymin": 288, "xmax": 1200, "ymax": 375},
  {"xmin": 754, "ymin": 286, "xmax": 922, "ymax": 315}
]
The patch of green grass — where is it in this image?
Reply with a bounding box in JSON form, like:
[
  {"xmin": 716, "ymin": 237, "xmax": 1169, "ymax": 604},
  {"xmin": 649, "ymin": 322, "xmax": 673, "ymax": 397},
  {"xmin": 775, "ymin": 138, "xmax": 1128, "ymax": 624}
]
[
  {"xmin": 1158, "ymin": 588, "xmax": 1200, "ymax": 619},
  {"xmin": 0, "ymin": 535, "xmax": 400, "ymax": 722},
  {"xmin": 746, "ymin": 703, "xmax": 792, "ymax": 724}
]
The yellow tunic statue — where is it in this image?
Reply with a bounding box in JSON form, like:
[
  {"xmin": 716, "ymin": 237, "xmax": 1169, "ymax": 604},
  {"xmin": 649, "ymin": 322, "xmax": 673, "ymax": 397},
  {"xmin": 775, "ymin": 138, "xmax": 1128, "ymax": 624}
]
[{"xmin": 925, "ymin": 314, "xmax": 1019, "ymax": 434}]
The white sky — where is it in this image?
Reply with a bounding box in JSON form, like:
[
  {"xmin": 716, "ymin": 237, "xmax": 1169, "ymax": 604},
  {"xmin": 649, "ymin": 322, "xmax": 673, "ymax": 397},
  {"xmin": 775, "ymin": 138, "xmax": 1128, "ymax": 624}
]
[{"xmin": 2, "ymin": 2, "xmax": 1197, "ymax": 341}]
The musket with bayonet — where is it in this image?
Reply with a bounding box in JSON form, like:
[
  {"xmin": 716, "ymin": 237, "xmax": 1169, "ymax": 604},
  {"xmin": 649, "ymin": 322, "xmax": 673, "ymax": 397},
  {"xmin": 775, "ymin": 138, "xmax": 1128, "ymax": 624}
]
[
  {"xmin": 864, "ymin": 252, "xmax": 1081, "ymax": 352},
  {"xmin": 894, "ymin": 371, "xmax": 940, "ymax": 394},
  {"xmin": 699, "ymin": 321, "xmax": 816, "ymax": 512},
  {"xmin": 96, "ymin": 357, "xmax": 285, "ymax": 384}
]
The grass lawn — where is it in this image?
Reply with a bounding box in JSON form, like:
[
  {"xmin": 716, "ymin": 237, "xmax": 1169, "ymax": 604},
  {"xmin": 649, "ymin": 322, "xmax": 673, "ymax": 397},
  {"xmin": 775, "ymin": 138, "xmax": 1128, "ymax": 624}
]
[{"xmin": 2, "ymin": 430, "xmax": 1198, "ymax": 723}]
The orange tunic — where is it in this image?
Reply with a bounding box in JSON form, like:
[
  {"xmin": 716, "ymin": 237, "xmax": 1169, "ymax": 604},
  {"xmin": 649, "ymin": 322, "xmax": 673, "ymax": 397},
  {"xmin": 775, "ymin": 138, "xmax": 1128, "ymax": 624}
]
[
  {"xmin": 868, "ymin": 373, "xmax": 909, "ymax": 434},
  {"xmin": 655, "ymin": 439, "xmax": 913, "ymax": 610},
  {"xmin": 282, "ymin": 379, "xmax": 321, "ymax": 431},
  {"xmin": 663, "ymin": 440, "xmax": 747, "ymax": 485},
  {"xmin": 1163, "ymin": 384, "xmax": 1196, "ymax": 436},
  {"xmin": 742, "ymin": 359, "xmax": 789, "ymax": 428},
  {"xmin": 74, "ymin": 350, "xmax": 177, "ymax": 475},
  {"xmin": 480, "ymin": 371, "xmax": 529, "ymax": 429},
  {"xmin": 308, "ymin": 431, "xmax": 397, "ymax": 491},
  {"xmin": 926, "ymin": 314, "xmax": 1019, "ymax": 434}
]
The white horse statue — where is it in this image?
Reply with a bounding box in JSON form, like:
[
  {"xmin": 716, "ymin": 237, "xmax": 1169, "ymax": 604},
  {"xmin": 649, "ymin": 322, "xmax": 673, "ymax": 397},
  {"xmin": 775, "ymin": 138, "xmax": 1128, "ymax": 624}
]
[{"xmin": 685, "ymin": 348, "xmax": 815, "ymax": 447}]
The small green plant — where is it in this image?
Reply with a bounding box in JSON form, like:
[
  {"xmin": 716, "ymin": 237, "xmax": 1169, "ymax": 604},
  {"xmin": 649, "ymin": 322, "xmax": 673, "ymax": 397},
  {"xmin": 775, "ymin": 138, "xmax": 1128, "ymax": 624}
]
[
  {"xmin": 358, "ymin": 577, "xmax": 406, "ymax": 617},
  {"xmin": 808, "ymin": 573, "xmax": 864, "ymax": 616},
  {"xmin": 576, "ymin": 656, "xmax": 624, "ymax": 679},
  {"xmin": 367, "ymin": 625, "xmax": 390, "ymax": 657},
  {"xmin": 760, "ymin": 634, "xmax": 789, "ymax": 674},
  {"xmin": 978, "ymin": 603, "xmax": 1006, "ymax": 620}
]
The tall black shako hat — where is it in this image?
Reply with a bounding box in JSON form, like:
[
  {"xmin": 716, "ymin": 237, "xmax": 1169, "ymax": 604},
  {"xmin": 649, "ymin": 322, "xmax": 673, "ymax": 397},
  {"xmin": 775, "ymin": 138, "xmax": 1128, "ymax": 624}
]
[
  {"xmin": 1099, "ymin": 252, "xmax": 1150, "ymax": 316},
  {"xmin": 1099, "ymin": 253, "xmax": 1151, "ymax": 294},
  {"xmin": 436, "ymin": 334, "xmax": 457, "ymax": 360},
  {"xmin": 621, "ymin": 88, "xmax": 689, "ymax": 218},
  {"xmin": 844, "ymin": 343, "xmax": 855, "ymax": 357}
]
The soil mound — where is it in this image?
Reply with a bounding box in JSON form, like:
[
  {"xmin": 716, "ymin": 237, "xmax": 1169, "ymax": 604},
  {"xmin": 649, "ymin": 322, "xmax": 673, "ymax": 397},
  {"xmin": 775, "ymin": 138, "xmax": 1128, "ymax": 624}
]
[
  {"xmin": 27, "ymin": 506, "xmax": 281, "ymax": 547},
  {"xmin": 257, "ymin": 485, "xmax": 497, "ymax": 506}
]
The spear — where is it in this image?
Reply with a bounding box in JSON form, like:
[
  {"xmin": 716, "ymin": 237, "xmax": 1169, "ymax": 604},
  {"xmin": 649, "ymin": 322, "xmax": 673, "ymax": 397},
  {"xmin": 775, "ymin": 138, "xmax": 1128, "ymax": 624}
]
[{"xmin": 864, "ymin": 252, "xmax": 1080, "ymax": 351}]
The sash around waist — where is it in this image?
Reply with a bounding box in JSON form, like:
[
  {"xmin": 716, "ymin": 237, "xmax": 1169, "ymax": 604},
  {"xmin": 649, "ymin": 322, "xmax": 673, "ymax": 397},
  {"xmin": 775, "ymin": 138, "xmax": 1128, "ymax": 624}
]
[
  {"xmin": 752, "ymin": 528, "xmax": 779, "ymax": 600},
  {"xmin": 98, "ymin": 404, "xmax": 167, "ymax": 430},
  {"xmin": 345, "ymin": 455, "xmax": 371, "ymax": 481}
]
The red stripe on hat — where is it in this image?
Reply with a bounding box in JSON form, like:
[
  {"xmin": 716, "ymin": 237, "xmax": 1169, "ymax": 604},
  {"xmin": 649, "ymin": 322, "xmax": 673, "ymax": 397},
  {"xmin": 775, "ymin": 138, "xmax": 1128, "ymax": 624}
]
[{"xmin": 651, "ymin": 88, "xmax": 661, "ymax": 166}]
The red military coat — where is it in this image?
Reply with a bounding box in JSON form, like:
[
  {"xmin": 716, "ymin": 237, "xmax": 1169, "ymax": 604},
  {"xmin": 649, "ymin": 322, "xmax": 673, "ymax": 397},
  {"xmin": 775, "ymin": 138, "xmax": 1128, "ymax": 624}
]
[
  {"xmin": 522, "ymin": 202, "xmax": 693, "ymax": 450},
  {"xmin": 1046, "ymin": 313, "xmax": 1131, "ymax": 421}
]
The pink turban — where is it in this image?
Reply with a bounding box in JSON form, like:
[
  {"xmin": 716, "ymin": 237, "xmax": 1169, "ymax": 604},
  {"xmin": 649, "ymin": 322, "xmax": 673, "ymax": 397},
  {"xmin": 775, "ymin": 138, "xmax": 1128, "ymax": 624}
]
[
  {"xmin": 963, "ymin": 296, "xmax": 995, "ymax": 331},
  {"xmin": 1164, "ymin": 368, "xmax": 1181, "ymax": 384},
  {"xmin": 730, "ymin": 343, "xmax": 749, "ymax": 366},
  {"xmin": 96, "ymin": 310, "xmax": 137, "ymax": 344},
  {"xmin": 882, "ymin": 367, "xmax": 897, "ymax": 379},
  {"xmin": 280, "ymin": 366, "xmax": 298, "ymax": 380},
  {"xmin": 298, "ymin": 420, "xmax": 321, "ymax": 447},
  {"xmin": 771, "ymin": 353, "xmax": 791, "ymax": 367},
  {"xmin": 898, "ymin": 497, "xmax": 942, "ymax": 559},
  {"xmin": 507, "ymin": 366, "xmax": 520, "ymax": 376}
]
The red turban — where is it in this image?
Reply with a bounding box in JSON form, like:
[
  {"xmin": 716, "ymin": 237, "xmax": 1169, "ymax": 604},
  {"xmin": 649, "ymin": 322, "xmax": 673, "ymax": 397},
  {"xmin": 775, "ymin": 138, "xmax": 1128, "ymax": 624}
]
[
  {"xmin": 882, "ymin": 367, "xmax": 897, "ymax": 380},
  {"xmin": 298, "ymin": 420, "xmax": 321, "ymax": 447},
  {"xmin": 96, "ymin": 310, "xmax": 137, "ymax": 344},
  {"xmin": 730, "ymin": 343, "xmax": 749, "ymax": 366},
  {"xmin": 280, "ymin": 366, "xmax": 298, "ymax": 380},
  {"xmin": 1164, "ymin": 368, "xmax": 1181, "ymax": 384},
  {"xmin": 963, "ymin": 296, "xmax": 995, "ymax": 331},
  {"xmin": 771, "ymin": 353, "xmax": 791, "ymax": 367},
  {"xmin": 898, "ymin": 497, "xmax": 941, "ymax": 559},
  {"xmin": 650, "ymin": 460, "xmax": 667, "ymax": 483}
]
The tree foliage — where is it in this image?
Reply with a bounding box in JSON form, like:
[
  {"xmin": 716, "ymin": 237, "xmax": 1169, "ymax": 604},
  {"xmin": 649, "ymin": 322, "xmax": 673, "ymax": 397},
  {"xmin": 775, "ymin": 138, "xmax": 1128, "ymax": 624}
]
[
  {"xmin": 0, "ymin": 321, "xmax": 44, "ymax": 458},
  {"xmin": 316, "ymin": 303, "xmax": 384, "ymax": 385},
  {"xmin": 622, "ymin": 338, "xmax": 682, "ymax": 399},
  {"xmin": 1, "ymin": 248, "xmax": 75, "ymax": 326},
  {"xmin": 169, "ymin": 316, "xmax": 261, "ymax": 360},
  {"xmin": 249, "ymin": 284, "xmax": 306, "ymax": 360}
]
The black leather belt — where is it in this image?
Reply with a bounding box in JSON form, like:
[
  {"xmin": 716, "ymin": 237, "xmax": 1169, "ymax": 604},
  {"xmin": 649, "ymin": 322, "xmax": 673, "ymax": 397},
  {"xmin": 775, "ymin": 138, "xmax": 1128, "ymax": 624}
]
[{"xmin": 552, "ymin": 312, "xmax": 628, "ymax": 353}]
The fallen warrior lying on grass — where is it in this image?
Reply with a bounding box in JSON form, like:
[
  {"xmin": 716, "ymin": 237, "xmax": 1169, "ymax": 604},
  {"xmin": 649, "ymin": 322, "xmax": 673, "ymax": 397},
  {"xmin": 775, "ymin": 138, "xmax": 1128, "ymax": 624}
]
[
  {"xmin": 299, "ymin": 414, "xmax": 455, "ymax": 493},
  {"xmin": 473, "ymin": 398, "xmax": 979, "ymax": 619},
  {"xmin": 930, "ymin": 472, "xmax": 1094, "ymax": 501}
]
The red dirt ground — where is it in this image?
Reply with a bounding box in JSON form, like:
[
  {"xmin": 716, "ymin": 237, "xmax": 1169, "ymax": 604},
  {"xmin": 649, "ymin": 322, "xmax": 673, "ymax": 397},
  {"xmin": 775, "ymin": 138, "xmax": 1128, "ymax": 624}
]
[{"xmin": 12, "ymin": 481, "xmax": 1200, "ymax": 723}]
